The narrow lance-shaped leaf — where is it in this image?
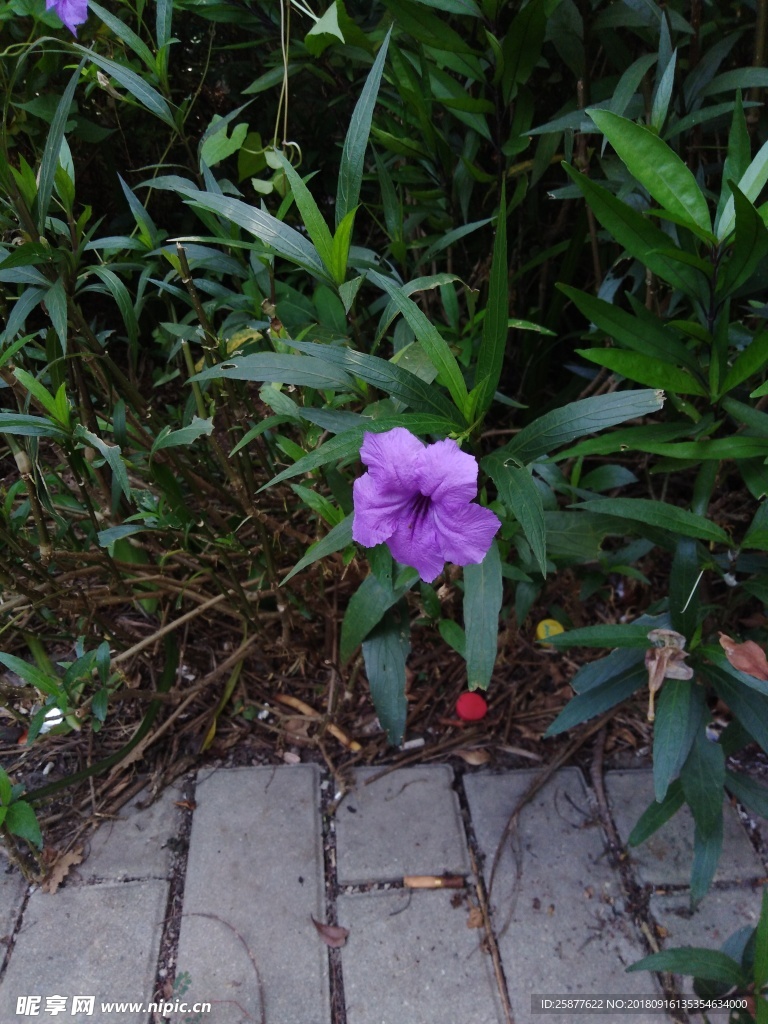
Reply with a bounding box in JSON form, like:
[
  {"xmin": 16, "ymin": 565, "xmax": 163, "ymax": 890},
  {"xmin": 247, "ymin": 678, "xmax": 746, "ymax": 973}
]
[
  {"xmin": 336, "ymin": 26, "xmax": 392, "ymax": 228},
  {"xmin": 470, "ymin": 182, "xmax": 508, "ymax": 419},
  {"xmin": 36, "ymin": 60, "xmax": 84, "ymax": 232},
  {"xmin": 464, "ymin": 542, "xmax": 502, "ymax": 690},
  {"xmin": 362, "ymin": 603, "xmax": 411, "ymax": 745},
  {"xmin": 484, "ymin": 458, "xmax": 546, "ymax": 575}
]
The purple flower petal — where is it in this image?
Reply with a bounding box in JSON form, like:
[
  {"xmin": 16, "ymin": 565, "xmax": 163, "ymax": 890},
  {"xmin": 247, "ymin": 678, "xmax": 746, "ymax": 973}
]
[
  {"xmin": 433, "ymin": 500, "xmax": 502, "ymax": 567},
  {"xmin": 46, "ymin": 0, "xmax": 88, "ymax": 35},
  {"xmin": 417, "ymin": 437, "xmax": 479, "ymax": 506},
  {"xmin": 351, "ymin": 427, "xmax": 502, "ymax": 582}
]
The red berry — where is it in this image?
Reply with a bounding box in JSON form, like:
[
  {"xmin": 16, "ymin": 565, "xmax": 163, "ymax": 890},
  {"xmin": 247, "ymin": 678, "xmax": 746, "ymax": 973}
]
[{"xmin": 455, "ymin": 692, "xmax": 488, "ymax": 722}]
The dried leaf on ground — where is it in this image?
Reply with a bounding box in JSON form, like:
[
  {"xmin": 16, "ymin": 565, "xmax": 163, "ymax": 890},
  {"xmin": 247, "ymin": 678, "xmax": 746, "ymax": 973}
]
[
  {"xmin": 719, "ymin": 633, "xmax": 768, "ymax": 680},
  {"xmin": 454, "ymin": 748, "xmax": 491, "ymax": 766},
  {"xmin": 41, "ymin": 846, "xmax": 84, "ymax": 894},
  {"xmin": 311, "ymin": 916, "xmax": 349, "ymax": 948}
]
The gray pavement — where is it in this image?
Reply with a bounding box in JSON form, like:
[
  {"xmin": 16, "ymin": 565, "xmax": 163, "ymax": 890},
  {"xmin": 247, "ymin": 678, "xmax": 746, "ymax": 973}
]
[{"xmin": 0, "ymin": 765, "xmax": 766, "ymax": 1024}]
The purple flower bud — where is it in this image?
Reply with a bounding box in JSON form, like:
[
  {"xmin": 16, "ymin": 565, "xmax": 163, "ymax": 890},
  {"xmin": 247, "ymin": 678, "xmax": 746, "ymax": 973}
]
[{"xmin": 352, "ymin": 427, "xmax": 501, "ymax": 583}]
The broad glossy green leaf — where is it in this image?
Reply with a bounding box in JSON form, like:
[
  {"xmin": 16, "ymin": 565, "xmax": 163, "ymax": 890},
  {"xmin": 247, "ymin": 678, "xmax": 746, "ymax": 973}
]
[
  {"xmin": 282, "ymin": 514, "xmax": 353, "ymax": 585},
  {"xmin": 627, "ymin": 778, "xmax": 685, "ymax": 846},
  {"xmin": 654, "ymin": 680, "xmax": 705, "ymax": 803},
  {"xmin": 559, "ymin": 284, "xmax": 699, "ymax": 371},
  {"xmin": 368, "ymin": 270, "xmax": 469, "ymax": 416},
  {"xmin": 706, "ymin": 661, "xmax": 768, "ymax": 753},
  {"xmin": 577, "ymin": 348, "xmax": 707, "ymax": 395},
  {"xmin": 588, "ymin": 109, "xmax": 712, "ymax": 236},
  {"xmin": 563, "ymin": 165, "xmax": 703, "ymax": 298},
  {"xmin": 73, "ymin": 46, "xmax": 175, "ymax": 128},
  {"xmin": 410, "ymin": 0, "xmax": 482, "ymax": 14},
  {"xmin": 464, "ymin": 542, "xmax": 502, "ymax": 690},
  {"xmin": 336, "ymin": 27, "xmax": 391, "ymax": 227},
  {"xmin": 341, "ymin": 574, "xmax": 402, "ymax": 664},
  {"xmin": 362, "ymin": 603, "xmax": 411, "ymax": 745},
  {"xmin": 492, "ymin": 389, "xmax": 664, "ymax": 466},
  {"xmin": 571, "ymin": 498, "xmax": 730, "ymax": 545},
  {"xmin": 669, "ymin": 536, "xmax": 701, "ymax": 638},
  {"xmin": 5, "ymin": 800, "xmax": 43, "ymax": 849},
  {"xmin": 484, "ymin": 460, "xmax": 546, "ymax": 575},
  {"xmin": 722, "ymin": 330, "xmax": 768, "ymax": 395},
  {"xmin": 626, "ymin": 948, "xmax": 746, "ymax": 986},
  {"xmin": 471, "ymin": 183, "xmax": 508, "ymax": 419}
]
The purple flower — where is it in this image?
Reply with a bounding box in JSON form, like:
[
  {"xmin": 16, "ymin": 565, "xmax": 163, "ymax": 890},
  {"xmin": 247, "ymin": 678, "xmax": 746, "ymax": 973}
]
[
  {"xmin": 352, "ymin": 427, "xmax": 501, "ymax": 583},
  {"xmin": 46, "ymin": 0, "xmax": 88, "ymax": 35}
]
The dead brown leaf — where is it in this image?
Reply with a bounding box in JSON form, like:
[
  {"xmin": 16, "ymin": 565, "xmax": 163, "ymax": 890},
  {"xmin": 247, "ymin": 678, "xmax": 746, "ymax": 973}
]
[
  {"xmin": 41, "ymin": 846, "xmax": 84, "ymax": 894},
  {"xmin": 719, "ymin": 633, "xmax": 768, "ymax": 681},
  {"xmin": 466, "ymin": 906, "xmax": 484, "ymax": 929},
  {"xmin": 453, "ymin": 748, "xmax": 491, "ymax": 766},
  {"xmin": 311, "ymin": 916, "xmax": 349, "ymax": 948}
]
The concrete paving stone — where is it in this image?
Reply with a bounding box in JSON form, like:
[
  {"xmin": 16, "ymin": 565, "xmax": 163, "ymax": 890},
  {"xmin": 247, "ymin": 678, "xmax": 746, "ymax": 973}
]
[
  {"xmin": 606, "ymin": 771, "xmax": 764, "ymax": 886},
  {"xmin": 338, "ymin": 889, "xmax": 505, "ymax": 1024},
  {"xmin": 651, "ymin": 889, "xmax": 762, "ymax": 1015},
  {"xmin": 172, "ymin": 765, "xmax": 329, "ymax": 1024},
  {"xmin": 0, "ymin": 866, "xmax": 27, "ymax": 956},
  {"xmin": 465, "ymin": 769, "xmax": 665, "ymax": 1024},
  {"xmin": 79, "ymin": 782, "xmax": 185, "ymax": 882},
  {"xmin": 0, "ymin": 879, "xmax": 168, "ymax": 1024},
  {"xmin": 335, "ymin": 766, "xmax": 469, "ymax": 885}
]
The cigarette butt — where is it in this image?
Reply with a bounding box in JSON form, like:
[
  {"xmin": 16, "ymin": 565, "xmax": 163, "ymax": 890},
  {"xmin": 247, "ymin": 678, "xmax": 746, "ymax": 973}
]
[{"xmin": 403, "ymin": 875, "xmax": 465, "ymax": 889}]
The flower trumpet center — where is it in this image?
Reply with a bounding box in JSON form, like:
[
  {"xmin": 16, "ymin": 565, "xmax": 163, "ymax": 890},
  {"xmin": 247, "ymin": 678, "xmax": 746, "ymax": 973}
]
[{"xmin": 407, "ymin": 492, "xmax": 432, "ymax": 530}]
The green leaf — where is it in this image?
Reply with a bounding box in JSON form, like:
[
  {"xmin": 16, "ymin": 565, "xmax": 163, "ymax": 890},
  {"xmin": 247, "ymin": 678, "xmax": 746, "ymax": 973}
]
[
  {"xmin": 45, "ymin": 278, "xmax": 68, "ymax": 353},
  {"xmin": 689, "ymin": 812, "xmax": 723, "ymax": 908},
  {"xmin": 570, "ymin": 498, "xmax": 731, "ymax": 545},
  {"xmin": 717, "ymin": 184, "xmax": 768, "ymax": 298},
  {"xmin": 588, "ymin": 109, "xmax": 712, "ymax": 237},
  {"xmin": 200, "ymin": 119, "xmax": 249, "ymax": 168},
  {"xmin": 35, "ymin": 61, "xmax": 84, "ymax": 233},
  {"xmin": 483, "ymin": 459, "xmax": 546, "ymax": 575},
  {"xmin": 653, "ymin": 680, "xmax": 705, "ymax": 803},
  {"xmin": 150, "ymin": 417, "xmax": 213, "ymax": 455},
  {"xmin": 680, "ymin": 723, "xmax": 725, "ymax": 834},
  {"xmin": 6, "ymin": 800, "xmax": 43, "ymax": 848},
  {"xmin": 147, "ymin": 177, "xmax": 328, "ymax": 280},
  {"xmin": 276, "ymin": 155, "xmax": 336, "ymax": 283},
  {"xmin": 340, "ymin": 574, "xmax": 401, "ymax": 664},
  {"xmin": 463, "ymin": 542, "xmax": 502, "ymax": 690},
  {"xmin": 501, "ymin": 0, "xmax": 546, "ymax": 99},
  {"xmin": 563, "ymin": 165, "xmax": 703, "ymax": 298},
  {"xmin": 669, "ymin": 536, "xmax": 701, "ymax": 638},
  {"xmin": 438, "ymin": 619, "xmax": 466, "ymax": 657},
  {"xmin": 90, "ymin": 266, "xmax": 139, "ymax": 347},
  {"xmin": 336, "ymin": 27, "xmax": 391, "ymax": 228},
  {"xmin": 12, "ymin": 368, "xmax": 62, "ymax": 422},
  {"xmin": 90, "ymin": 1, "xmax": 155, "ymax": 70},
  {"xmin": 73, "ymin": 47, "xmax": 175, "ymax": 128},
  {"xmin": 470, "ymin": 183, "xmax": 508, "ymax": 419},
  {"xmin": 628, "ymin": 778, "xmax": 685, "ymax": 846},
  {"xmin": 191, "ymin": 353, "xmax": 354, "ymax": 389},
  {"xmin": 755, "ymin": 889, "xmax": 768, "ymax": 992},
  {"xmin": 282, "ymin": 514, "xmax": 353, "ymax": 585},
  {"xmin": 718, "ymin": 137, "xmax": 768, "ymax": 241},
  {"xmin": 74, "ymin": 425, "xmax": 131, "ymax": 504},
  {"xmin": 559, "ymin": 284, "xmax": 700, "ymax": 372},
  {"xmin": 0, "ymin": 412, "xmax": 68, "ymax": 439},
  {"xmin": 576, "ymin": 348, "xmax": 707, "ymax": 395},
  {"xmin": 491, "ymin": 389, "xmax": 665, "ymax": 466},
  {"xmin": 722, "ymin": 329, "xmax": 768, "ymax": 395},
  {"xmin": 539, "ymin": 624, "xmax": 656, "ymax": 648},
  {"xmin": 626, "ymin": 948, "xmax": 746, "ymax": 986},
  {"xmin": 368, "ymin": 270, "xmax": 469, "ymax": 417},
  {"xmin": 545, "ymin": 662, "xmax": 647, "ymax": 736},
  {"xmin": 0, "ymin": 653, "xmax": 60, "ymax": 697},
  {"xmin": 650, "ymin": 49, "xmax": 676, "ymax": 133},
  {"xmin": 704, "ymin": 661, "xmax": 768, "ymax": 753},
  {"xmin": 362, "ymin": 603, "xmax": 411, "ymax": 745},
  {"xmin": 332, "ymin": 207, "xmax": 357, "ymax": 286}
]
